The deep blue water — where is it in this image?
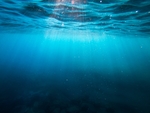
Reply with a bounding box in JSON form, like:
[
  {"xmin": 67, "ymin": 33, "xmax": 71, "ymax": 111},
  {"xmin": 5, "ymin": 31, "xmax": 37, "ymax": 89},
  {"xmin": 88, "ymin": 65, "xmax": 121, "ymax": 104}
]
[{"xmin": 0, "ymin": 0, "xmax": 150, "ymax": 113}]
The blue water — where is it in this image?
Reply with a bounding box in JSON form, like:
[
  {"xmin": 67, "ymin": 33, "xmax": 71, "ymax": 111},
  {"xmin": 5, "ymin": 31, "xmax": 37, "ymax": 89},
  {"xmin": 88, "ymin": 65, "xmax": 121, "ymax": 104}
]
[{"xmin": 0, "ymin": 0, "xmax": 150, "ymax": 113}]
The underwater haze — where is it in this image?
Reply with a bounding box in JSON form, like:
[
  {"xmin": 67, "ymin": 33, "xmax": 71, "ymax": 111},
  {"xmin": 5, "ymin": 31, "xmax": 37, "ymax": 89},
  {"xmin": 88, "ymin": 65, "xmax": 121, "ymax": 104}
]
[{"xmin": 0, "ymin": 0, "xmax": 150, "ymax": 113}]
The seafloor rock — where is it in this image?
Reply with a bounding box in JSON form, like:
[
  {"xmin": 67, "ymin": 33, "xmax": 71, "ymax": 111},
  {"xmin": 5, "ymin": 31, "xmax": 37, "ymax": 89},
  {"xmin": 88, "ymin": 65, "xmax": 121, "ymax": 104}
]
[{"xmin": 67, "ymin": 106, "xmax": 80, "ymax": 113}]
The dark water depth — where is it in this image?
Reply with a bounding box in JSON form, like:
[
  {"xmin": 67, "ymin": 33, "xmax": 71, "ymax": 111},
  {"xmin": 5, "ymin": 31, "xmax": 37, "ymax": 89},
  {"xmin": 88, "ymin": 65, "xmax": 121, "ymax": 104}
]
[{"xmin": 0, "ymin": 33, "xmax": 150, "ymax": 113}]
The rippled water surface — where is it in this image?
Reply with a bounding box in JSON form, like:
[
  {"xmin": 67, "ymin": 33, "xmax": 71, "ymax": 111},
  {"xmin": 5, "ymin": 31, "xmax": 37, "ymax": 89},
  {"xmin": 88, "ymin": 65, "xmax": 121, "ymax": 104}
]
[
  {"xmin": 0, "ymin": 0, "xmax": 150, "ymax": 35},
  {"xmin": 0, "ymin": 0, "xmax": 150, "ymax": 113}
]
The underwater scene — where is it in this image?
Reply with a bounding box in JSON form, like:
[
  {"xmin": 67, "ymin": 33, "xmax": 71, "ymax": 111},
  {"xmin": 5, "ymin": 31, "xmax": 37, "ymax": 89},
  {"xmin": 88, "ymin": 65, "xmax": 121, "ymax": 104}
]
[{"xmin": 0, "ymin": 0, "xmax": 150, "ymax": 113}]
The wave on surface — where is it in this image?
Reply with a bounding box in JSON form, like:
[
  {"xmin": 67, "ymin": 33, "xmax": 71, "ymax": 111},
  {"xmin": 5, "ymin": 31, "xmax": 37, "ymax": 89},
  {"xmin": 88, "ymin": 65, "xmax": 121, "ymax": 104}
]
[{"xmin": 0, "ymin": 0, "xmax": 150, "ymax": 36}]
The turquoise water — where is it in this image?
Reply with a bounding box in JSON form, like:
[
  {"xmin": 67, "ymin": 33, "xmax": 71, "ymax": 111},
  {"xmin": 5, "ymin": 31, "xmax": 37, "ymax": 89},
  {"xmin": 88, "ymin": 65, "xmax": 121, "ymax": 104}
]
[{"xmin": 0, "ymin": 0, "xmax": 150, "ymax": 113}]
